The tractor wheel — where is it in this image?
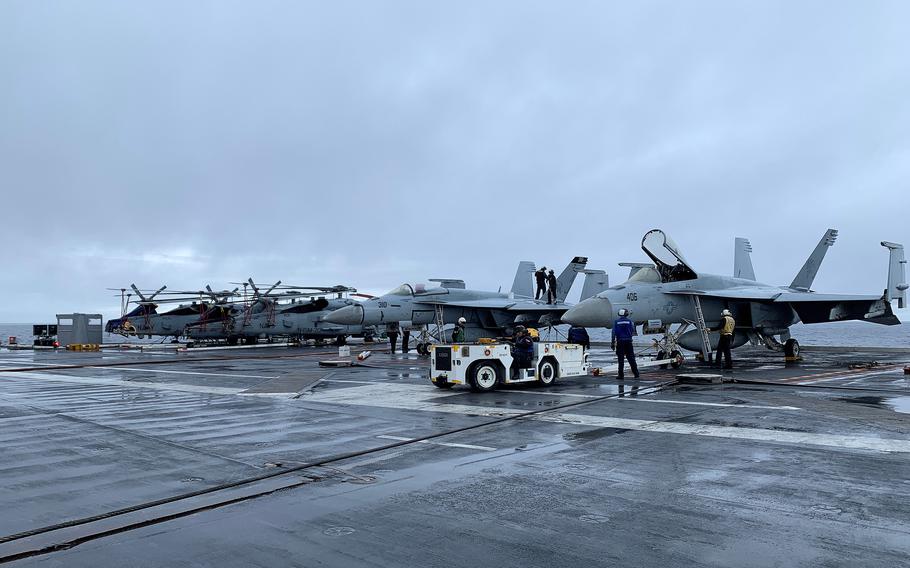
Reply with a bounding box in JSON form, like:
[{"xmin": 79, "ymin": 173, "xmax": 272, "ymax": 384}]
[
  {"xmin": 469, "ymin": 362, "xmax": 500, "ymax": 392},
  {"xmin": 538, "ymin": 359, "xmax": 558, "ymax": 386}
]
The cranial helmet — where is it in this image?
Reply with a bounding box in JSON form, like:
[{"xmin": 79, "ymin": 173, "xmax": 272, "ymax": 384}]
[
  {"xmin": 618, "ymin": 308, "xmax": 629, "ymax": 317},
  {"xmin": 721, "ymin": 309, "xmax": 732, "ymax": 317},
  {"xmin": 457, "ymin": 317, "xmax": 467, "ymax": 325}
]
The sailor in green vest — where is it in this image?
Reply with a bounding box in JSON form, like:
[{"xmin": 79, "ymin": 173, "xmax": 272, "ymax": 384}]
[{"xmin": 452, "ymin": 317, "xmax": 467, "ymax": 343}]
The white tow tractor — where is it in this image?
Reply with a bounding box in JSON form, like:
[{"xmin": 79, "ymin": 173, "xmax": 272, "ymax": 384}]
[{"xmin": 429, "ymin": 341, "xmax": 590, "ymax": 392}]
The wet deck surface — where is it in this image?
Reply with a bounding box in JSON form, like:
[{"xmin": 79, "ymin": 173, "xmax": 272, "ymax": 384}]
[{"xmin": 1, "ymin": 343, "xmax": 909, "ymax": 567}]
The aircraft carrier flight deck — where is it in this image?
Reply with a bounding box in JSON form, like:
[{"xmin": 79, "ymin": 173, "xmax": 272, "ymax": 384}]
[{"xmin": 1, "ymin": 342, "xmax": 909, "ymax": 567}]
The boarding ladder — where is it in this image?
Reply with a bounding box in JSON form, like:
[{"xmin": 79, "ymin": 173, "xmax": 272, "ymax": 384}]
[
  {"xmin": 434, "ymin": 304, "xmax": 447, "ymax": 344},
  {"xmin": 691, "ymin": 296, "xmax": 713, "ymax": 362}
]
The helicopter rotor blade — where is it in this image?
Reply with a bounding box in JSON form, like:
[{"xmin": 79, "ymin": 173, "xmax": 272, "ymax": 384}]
[{"xmin": 129, "ymin": 284, "xmax": 147, "ymax": 303}]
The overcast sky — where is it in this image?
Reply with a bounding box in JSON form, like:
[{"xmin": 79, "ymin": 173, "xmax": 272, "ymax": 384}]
[{"xmin": 1, "ymin": 1, "xmax": 908, "ymax": 322}]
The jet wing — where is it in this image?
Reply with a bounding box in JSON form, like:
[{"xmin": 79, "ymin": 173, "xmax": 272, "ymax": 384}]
[
  {"xmin": 772, "ymin": 292, "xmax": 882, "ymax": 303},
  {"xmin": 431, "ymin": 298, "xmax": 518, "ymax": 310},
  {"xmin": 771, "ymin": 292, "xmax": 900, "ymax": 325},
  {"xmin": 665, "ymin": 288, "xmax": 782, "ymax": 301},
  {"xmin": 432, "ymin": 298, "xmax": 571, "ymax": 312},
  {"xmin": 669, "ymin": 289, "xmax": 899, "ymax": 325}
]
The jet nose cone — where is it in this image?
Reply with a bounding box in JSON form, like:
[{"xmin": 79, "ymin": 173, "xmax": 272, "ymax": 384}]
[
  {"xmin": 325, "ymin": 304, "xmax": 364, "ymax": 325},
  {"xmin": 562, "ymin": 297, "xmax": 613, "ymax": 327}
]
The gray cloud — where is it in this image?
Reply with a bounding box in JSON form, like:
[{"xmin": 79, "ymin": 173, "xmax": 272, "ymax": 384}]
[{"xmin": 1, "ymin": 1, "xmax": 908, "ymax": 321}]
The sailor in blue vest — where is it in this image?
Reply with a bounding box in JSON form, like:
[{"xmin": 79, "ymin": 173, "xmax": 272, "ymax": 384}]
[
  {"xmin": 611, "ymin": 308, "xmax": 640, "ymax": 380},
  {"xmin": 567, "ymin": 325, "xmax": 590, "ymax": 350},
  {"xmin": 511, "ymin": 325, "xmax": 534, "ymax": 369}
]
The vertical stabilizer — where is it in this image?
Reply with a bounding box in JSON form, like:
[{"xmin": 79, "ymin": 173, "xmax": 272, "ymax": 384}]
[
  {"xmin": 510, "ymin": 261, "xmax": 536, "ymax": 297},
  {"xmin": 580, "ymin": 270, "xmax": 609, "ymax": 301},
  {"xmin": 790, "ymin": 229, "xmax": 838, "ymax": 290},
  {"xmin": 734, "ymin": 237, "xmax": 756, "ymax": 280},
  {"xmin": 882, "ymin": 241, "xmax": 907, "ymax": 309},
  {"xmin": 619, "ymin": 262, "xmax": 654, "ymax": 280},
  {"xmin": 555, "ymin": 257, "xmax": 589, "ymax": 302}
]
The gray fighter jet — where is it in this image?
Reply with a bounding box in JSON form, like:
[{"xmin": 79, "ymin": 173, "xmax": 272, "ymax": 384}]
[
  {"xmin": 325, "ymin": 257, "xmax": 606, "ymax": 352},
  {"xmin": 562, "ymin": 229, "xmax": 906, "ymax": 359}
]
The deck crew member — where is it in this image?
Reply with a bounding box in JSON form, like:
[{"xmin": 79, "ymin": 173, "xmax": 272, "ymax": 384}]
[
  {"xmin": 511, "ymin": 325, "xmax": 534, "ymax": 369},
  {"xmin": 611, "ymin": 308, "xmax": 639, "ymax": 379},
  {"xmin": 401, "ymin": 327, "xmax": 411, "ymax": 354},
  {"xmin": 546, "ymin": 269, "xmax": 558, "ymax": 304},
  {"xmin": 452, "ymin": 317, "xmax": 467, "ymax": 343},
  {"xmin": 535, "ymin": 267, "xmax": 547, "ymax": 300},
  {"xmin": 567, "ymin": 326, "xmax": 590, "ymax": 350},
  {"xmin": 386, "ymin": 322, "xmax": 400, "ymax": 354},
  {"xmin": 711, "ymin": 309, "xmax": 735, "ymax": 370}
]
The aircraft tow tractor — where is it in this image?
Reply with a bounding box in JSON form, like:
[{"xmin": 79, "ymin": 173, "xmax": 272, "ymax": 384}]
[{"xmin": 429, "ymin": 341, "xmax": 589, "ymax": 392}]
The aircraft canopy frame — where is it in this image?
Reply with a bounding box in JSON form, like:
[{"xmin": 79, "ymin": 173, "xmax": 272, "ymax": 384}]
[{"xmin": 641, "ymin": 229, "xmax": 698, "ymax": 283}]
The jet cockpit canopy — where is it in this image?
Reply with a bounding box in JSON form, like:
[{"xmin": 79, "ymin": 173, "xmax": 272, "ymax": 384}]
[
  {"xmin": 386, "ymin": 284, "xmax": 415, "ymax": 296},
  {"xmin": 385, "ymin": 283, "xmax": 448, "ymax": 296},
  {"xmin": 641, "ymin": 229, "xmax": 698, "ymax": 283}
]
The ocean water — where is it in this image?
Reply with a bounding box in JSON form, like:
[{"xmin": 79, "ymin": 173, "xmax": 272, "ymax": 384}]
[{"xmin": 2, "ymin": 321, "xmax": 907, "ymax": 348}]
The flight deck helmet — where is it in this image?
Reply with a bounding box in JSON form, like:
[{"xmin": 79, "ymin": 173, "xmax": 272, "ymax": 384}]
[
  {"xmin": 457, "ymin": 317, "xmax": 467, "ymax": 325},
  {"xmin": 721, "ymin": 309, "xmax": 732, "ymax": 317},
  {"xmin": 618, "ymin": 308, "xmax": 629, "ymax": 317}
]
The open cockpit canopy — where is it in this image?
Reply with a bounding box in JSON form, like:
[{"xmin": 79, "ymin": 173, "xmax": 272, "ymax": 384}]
[{"xmin": 641, "ymin": 229, "xmax": 698, "ymax": 282}]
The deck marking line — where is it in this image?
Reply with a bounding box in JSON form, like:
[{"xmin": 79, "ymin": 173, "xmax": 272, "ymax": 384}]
[
  {"xmin": 376, "ymin": 434, "xmax": 497, "ymax": 452},
  {"xmin": 88, "ymin": 366, "xmax": 279, "ymax": 380},
  {"xmin": 620, "ymin": 398, "xmax": 802, "ymax": 410},
  {"xmin": 304, "ymin": 383, "xmax": 910, "ymax": 453}
]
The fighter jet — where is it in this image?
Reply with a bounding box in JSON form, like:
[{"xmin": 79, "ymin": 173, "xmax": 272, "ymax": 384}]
[
  {"xmin": 325, "ymin": 257, "xmax": 607, "ymax": 352},
  {"xmin": 562, "ymin": 229, "xmax": 906, "ymax": 359}
]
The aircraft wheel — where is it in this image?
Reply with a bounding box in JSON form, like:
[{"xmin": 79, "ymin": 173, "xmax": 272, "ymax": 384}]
[
  {"xmin": 415, "ymin": 342, "xmax": 426, "ymax": 356},
  {"xmin": 227, "ymin": 336, "xmax": 239, "ymax": 346},
  {"xmin": 670, "ymin": 350, "xmax": 683, "ymax": 369},
  {"xmin": 538, "ymin": 359, "xmax": 558, "ymax": 386},
  {"xmin": 469, "ymin": 362, "xmax": 500, "ymax": 392},
  {"xmin": 657, "ymin": 350, "xmax": 669, "ymax": 370},
  {"xmin": 784, "ymin": 339, "xmax": 800, "ymax": 358},
  {"xmin": 335, "ymin": 335, "xmax": 346, "ymax": 346}
]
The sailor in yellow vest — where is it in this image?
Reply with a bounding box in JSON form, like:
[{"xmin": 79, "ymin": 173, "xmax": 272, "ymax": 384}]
[{"xmin": 711, "ymin": 309, "xmax": 736, "ymax": 370}]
